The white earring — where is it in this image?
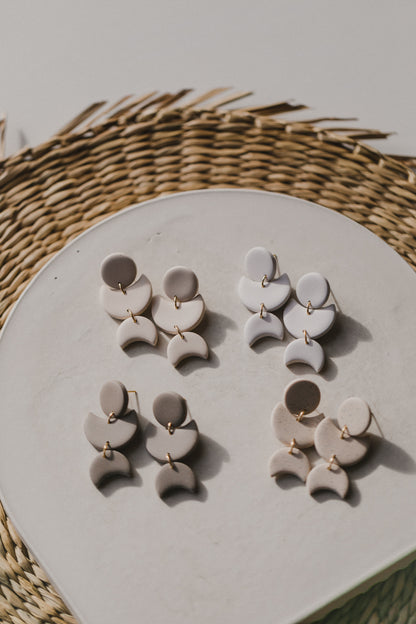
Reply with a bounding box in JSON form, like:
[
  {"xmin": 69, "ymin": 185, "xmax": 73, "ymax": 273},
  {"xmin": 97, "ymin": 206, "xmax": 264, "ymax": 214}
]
[
  {"xmin": 283, "ymin": 272, "xmax": 336, "ymax": 372},
  {"xmin": 99, "ymin": 253, "xmax": 158, "ymax": 349},
  {"xmin": 238, "ymin": 246, "xmax": 291, "ymax": 346}
]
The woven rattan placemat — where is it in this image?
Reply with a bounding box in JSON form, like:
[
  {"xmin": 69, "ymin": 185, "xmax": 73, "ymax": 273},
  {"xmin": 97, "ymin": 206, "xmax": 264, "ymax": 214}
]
[{"xmin": 0, "ymin": 90, "xmax": 415, "ymax": 624}]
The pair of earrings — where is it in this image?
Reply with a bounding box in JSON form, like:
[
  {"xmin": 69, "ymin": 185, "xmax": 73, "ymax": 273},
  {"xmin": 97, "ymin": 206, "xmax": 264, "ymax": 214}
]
[
  {"xmin": 84, "ymin": 381, "xmax": 200, "ymax": 498},
  {"xmin": 99, "ymin": 253, "xmax": 208, "ymax": 367},
  {"xmin": 238, "ymin": 246, "xmax": 336, "ymax": 373},
  {"xmin": 269, "ymin": 379, "xmax": 372, "ymax": 498}
]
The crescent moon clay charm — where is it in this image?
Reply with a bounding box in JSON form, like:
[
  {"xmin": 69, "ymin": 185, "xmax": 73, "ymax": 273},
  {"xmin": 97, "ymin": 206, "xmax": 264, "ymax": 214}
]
[
  {"xmin": 116, "ymin": 315, "xmax": 158, "ymax": 349},
  {"xmin": 90, "ymin": 450, "xmax": 132, "ymax": 488},
  {"xmin": 243, "ymin": 310, "xmax": 284, "ymax": 346},
  {"xmin": 283, "ymin": 337, "xmax": 325, "ymax": 372},
  {"xmin": 155, "ymin": 462, "xmax": 197, "ymax": 497},
  {"xmin": 306, "ymin": 462, "xmax": 349, "ymax": 499},
  {"xmin": 167, "ymin": 332, "xmax": 209, "ymax": 367},
  {"xmin": 269, "ymin": 447, "xmax": 310, "ymax": 482}
]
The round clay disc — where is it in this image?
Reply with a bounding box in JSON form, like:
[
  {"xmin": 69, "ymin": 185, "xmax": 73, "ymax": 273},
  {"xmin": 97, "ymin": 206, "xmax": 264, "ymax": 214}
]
[
  {"xmin": 163, "ymin": 266, "xmax": 199, "ymax": 302},
  {"xmin": 100, "ymin": 253, "xmax": 137, "ymax": 289},
  {"xmin": 99, "ymin": 380, "xmax": 128, "ymax": 417},
  {"xmin": 336, "ymin": 397, "xmax": 371, "ymax": 436},
  {"xmin": 153, "ymin": 392, "xmax": 187, "ymax": 428},
  {"xmin": 244, "ymin": 246, "xmax": 276, "ymax": 282},
  {"xmin": 284, "ymin": 379, "xmax": 321, "ymax": 416},
  {"xmin": 296, "ymin": 272, "xmax": 329, "ymax": 308}
]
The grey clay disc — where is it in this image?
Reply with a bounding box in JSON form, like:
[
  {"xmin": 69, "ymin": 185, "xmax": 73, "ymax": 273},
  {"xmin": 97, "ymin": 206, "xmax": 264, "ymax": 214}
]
[
  {"xmin": 145, "ymin": 420, "xmax": 199, "ymax": 462},
  {"xmin": 296, "ymin": 272, "xmax": 330, "ymax": 308},
  {"xmin": 153, "ymin": 392, "xmax": 187, "ymax": 428},
  {"xmin": 90, "ymin": 450, "xmax": 132, "ymax": 488},
  {"xmin": 244, "ymin": 246, "xmax": 276, "ymax": 282},
  {"xmin": 336, "ymin": 397, "xmax": 371, "ymax": 436},
  {"xmin": 284, "ymin": 379, "xmax": 321, "ymax": 415},
  {"xmin": 155, "ymin": 462, "xmax": 197, "ymax": 498},
  {"xmin": 163, "ymin": 266, "xmax": 199, "ymax": 302},
  {"xmin": 84, "ymin": 410, "xmax": 139, "ymax": 450},
  {"xmin": 99, "ymin": 380, "xmax": 128, "ymax": 417},
  {"xmin": 100, "ymin": 253, "xmax": 137, "ymax": 289}
]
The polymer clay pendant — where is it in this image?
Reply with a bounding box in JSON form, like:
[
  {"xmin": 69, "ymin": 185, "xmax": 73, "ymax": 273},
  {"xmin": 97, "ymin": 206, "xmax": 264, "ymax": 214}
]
[
  {"xmin": 152, "ymin": 266, "xmax": 209, "ymax": 367},
  {"xmin": 145, "ymin": 392, "xmax": 199, "ymax": 498},
  {"xmin": 283, "ymin": 272, "xmax": 336, "ymax": 372},
  {"xmin": 84, "ymin": 381, "xmax": 139, "ymax": 488},
  {"xmin": 238, "ymin": 246, "xmax": 290, "ymax": 346}
]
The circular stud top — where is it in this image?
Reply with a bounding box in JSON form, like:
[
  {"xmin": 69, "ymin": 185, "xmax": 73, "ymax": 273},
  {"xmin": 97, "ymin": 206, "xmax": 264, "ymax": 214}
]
[
  {"xmin": 284, "ymin": 379, "xmax": 321, "ymax": 416},
  {"xmin": 101, "ymin": 253, "xmax": 137, "ymax": 290},
  {"xmin": 244, "ymin": 246, "xmax": 276, "ymax": 282},
  {"xmin": 163, "ymin": 266, "xmax": 199, "ymax": 301},
  {"xmin": 153, "ymin": 392, "xmax": 187, "ymax": 428},
  {"xmin": 99, "ymin": 380, "xmax": 128, "ymax": 417},
  {"xmin": 336, "ymin": 397, "xmax": 371, "ymax": 436},
  {"xmin": 296, "ymin": 272, "xmax": 329, "ymax": 308}
]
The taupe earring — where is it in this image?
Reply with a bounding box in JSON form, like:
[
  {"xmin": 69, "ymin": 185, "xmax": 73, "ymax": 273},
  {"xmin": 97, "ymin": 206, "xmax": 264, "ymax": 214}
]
[
  {"xmin": 84, "ymin": 381, "xmax": 139, "ymax": 488},
  {"xmin": 151, "ymin": 266, "xmax": 208, "ymax": 366},
  {"xmin": 99, "ymin": 253, "xmax": 158, "ymax": 349},
  {"xmin": 145, "ymin": 392, "xmax": 199, "ymax": 497}
]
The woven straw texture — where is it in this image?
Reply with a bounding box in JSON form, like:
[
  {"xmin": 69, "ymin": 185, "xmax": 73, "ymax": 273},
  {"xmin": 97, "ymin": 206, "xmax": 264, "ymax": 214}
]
[{"xmin": 0, "ymin": 89, "xmax": 415, "ymax": 624}]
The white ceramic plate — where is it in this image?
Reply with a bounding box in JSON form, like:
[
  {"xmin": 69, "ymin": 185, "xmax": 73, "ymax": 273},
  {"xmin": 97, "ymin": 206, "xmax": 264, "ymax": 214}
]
[{"xmin": 0, "ymin": 190, "xmax": 415, "ymax": 624}]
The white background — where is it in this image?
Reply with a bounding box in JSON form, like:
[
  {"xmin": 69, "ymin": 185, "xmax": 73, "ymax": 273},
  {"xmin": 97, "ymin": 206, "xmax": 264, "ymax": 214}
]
[{"xmin": 1, "ymin": 0, "xmax": 416, "ymax": 158}]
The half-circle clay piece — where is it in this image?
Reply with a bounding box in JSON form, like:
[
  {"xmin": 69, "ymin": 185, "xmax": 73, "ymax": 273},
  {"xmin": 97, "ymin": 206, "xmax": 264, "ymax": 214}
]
[
  {"xmin": 306, "ymin": 462, "xmax": 349, "ymax": 499},
  {"xmin": 151, "ymin": 294, "xmax": 205, "ymax": 334},
  {"xmin": 271, "ymin": 403, "xmax": 324, "ymax": 448},
  {"xmin": 167, "ymin": 332, "xmax": 209, "ymax": 367},
  {"xmin": 243, "ymin": 311, "xmax": 284, "ymax": 346},
  {"xmin": 99, "ymin": 274, "xmax": 152, "ymax": 320},
  {"xmin": 314, "ymin": 418, "xmax": 370, "ymax": 466},
  {"xmin": 336, "ymin": 397, "xmax": 371, "ymax": 436},
  {"xmin": 284, "ymin": 338, "xmax": 325, "ymax": 373},
  {"xmin": 84, "ymin": 411, "xmax": 139, "ymax": 450},
  {"xmin": 269, "ymin": 447, "xmax": 310, "ymax": 482},
  {"xmin": 116, "ymin": 316, "xmax": 158, "ymax": 349},
  {"xmin": 89, "ymin": 450, "xmax": 132, "ymax": 488},
  {"xmin": 155, "ymin": 462, "xmax": 197, "ymax": 498},
  {"xmin": 145, "ymin": 420, "xmax": 199, "ymax": 462},
  {"xmin": 283, "ymin": 299, "xmax": 336, "ymax": 339},
  {"xmin": 238, "ymin": 273, "xmax": 291, "ymax": 312}
]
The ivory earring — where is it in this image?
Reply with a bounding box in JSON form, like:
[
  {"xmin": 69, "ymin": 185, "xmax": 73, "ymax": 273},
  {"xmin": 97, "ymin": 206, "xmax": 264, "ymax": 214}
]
[
  {"xmin": 238, "ymin": 246, "xmax": 291, "ymax": 346},
  {"xmin": 269, "ymin": 380, "xmax": 372, "ymax": 499},
  {"xmin": 84, "ymin": 381, "xmax": 139, "ymax": 488},
  {"xmin": 283, "ymin": 272, "xmax": 336, "ymax": 373},
  {"xmin": 151, "ymin": 266, "xmax": 209, "ymax": 367},
  {"xmin": 99, "ymin": 253, "xmax": 157, "ymax": 349},
  {"xmin": 145, "ymin": 392, "xmax": 199, "ymax": 498}
]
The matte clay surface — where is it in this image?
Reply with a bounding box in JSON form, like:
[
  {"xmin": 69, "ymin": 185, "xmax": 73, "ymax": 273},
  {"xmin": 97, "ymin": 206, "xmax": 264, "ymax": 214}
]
[
  {"xmin": 100, "ymin": 253, "xmax": 137, "ymax": 290},
  {"xmin": 167, "ymin": 331, "xmax": 209, "ymax": 366},
  {"xmin": 284, "ymin": 379, "xmax": 321, "ymax": 415},
  {"xmin": 336, "ymin": 397, "xmax": 371, "ymax": 436},
  {"xmin": 151, "ymin": 294, "xmax": 205, "ymax": 333},
  {"xmin": 163, "ymin": 266, "xmax": 199, "ymax": 302},
  {"xmin": 89, "ymin": 450, "xmax": 132, "ymax": 488},
  {"xmin": 99, "ymin": 380, "xmax": 128, "ymax": 417},
  {"xmin": 238, "ymin": 273, "xmax": 291, "ymax": 312},
  {"xmin": 153, "ymin": 392, "xmax": 187, "ymax": 428},
  {"xmin": 84, "ymin": 411, "xmax": 139, "ymax": 450},
  {"xmin": 296, "ymin": 272, "xmax": 330, "ymax": 308},
  {"xmin": 116, "ymin": 316, "xmax": 158, "ymax": 349},
  {"xmin": 272, "ymin": 402, "xmax": 324, "ymax": 448},
  {"xmin": 284, "ymin": 337, "xmax": 325, "ymax": 372},
  {"xmin": 244, "ymin": 246, "xmax": 276, "ymax": 282},
  {"xmin": 155, "ymin": 462, "xmax": 197, "ymax": 498},
  {"xmin": 314, "ymin": 418, "xmax": 370, "ymax": 466},
  {"xmin": 269, "ymin": 447, "xmax": 310, "ymax": 482},
  {"xmin": 283, "ymin": 299, "xmax": 336, "ymax": 339},
  {"xmin": 145, "ymin": 420, "xmax": 199, "ymax": 462},
  {"xmin": 307, "ymin": 463, "xmax": 349, "ymax": 499},
  {"xmin": 0, "ymin": 190, "xmax": 415, "ymax": 624},
  {"xmin": 100, "ymin": 275, "xmax": 152, "ymax": 319},
  {"xmin": 243, "ymin": 311, "xmax": 284, "ymax": 346}
]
